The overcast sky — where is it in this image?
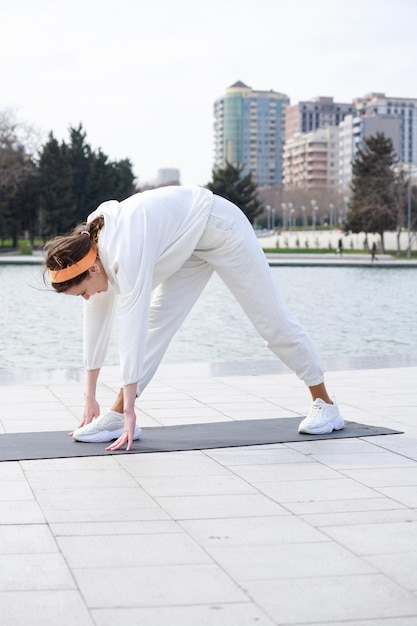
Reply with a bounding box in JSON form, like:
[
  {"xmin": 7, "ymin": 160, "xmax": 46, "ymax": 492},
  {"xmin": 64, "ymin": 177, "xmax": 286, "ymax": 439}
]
[{"xmin": 2, "ymin": 0, "xmax": 416, "ymax": 189}]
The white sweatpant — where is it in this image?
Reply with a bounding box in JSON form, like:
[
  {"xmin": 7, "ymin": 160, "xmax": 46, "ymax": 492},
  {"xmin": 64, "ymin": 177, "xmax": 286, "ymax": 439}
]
[{"xmin": 136, "ymin": 195, "xmax": 324, "ymax": 395}]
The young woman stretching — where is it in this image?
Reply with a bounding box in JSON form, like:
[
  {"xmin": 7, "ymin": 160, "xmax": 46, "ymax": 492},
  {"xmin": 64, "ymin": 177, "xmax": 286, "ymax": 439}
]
[{"xmin": 44, "ymin": 185, "xmax": 344, "ymax": 451}]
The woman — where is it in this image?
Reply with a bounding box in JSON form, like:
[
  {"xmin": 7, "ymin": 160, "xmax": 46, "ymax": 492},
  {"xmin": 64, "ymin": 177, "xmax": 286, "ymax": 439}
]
[{"xmin": 45, "ymin": 184, "xmax": 344, "ymax": 451}]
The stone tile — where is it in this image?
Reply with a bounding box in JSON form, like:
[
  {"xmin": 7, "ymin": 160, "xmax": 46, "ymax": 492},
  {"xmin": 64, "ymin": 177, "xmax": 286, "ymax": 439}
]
[
  {"xmin": 365, "ymin": 552, "xmax": 417, "ymax": 591},
  {"xmin": 156, "ymin": 493, "xmax": 290, "ymax": 520},
  {"xmin": 73, "ymin": 564, "xmax": 248, "ymax": 607},
  {"xmin": 20, "ymin": 456, "xmax": 119, "ymax": 471},
  {"xmin": 206, "ymin": 541, "xmax": 375, "ymax": 581},
  {"xmin": 244, "ymin": 574, "xmax": 417, "ymax": 623},
  {"xmin": 180, "ymin": 515, "xmax": 327, "ymax": 546},
  {"xmin": 341, "ymin": 465, "xmax": 417, "ymax": 486},
  {"xmin": 142, "ymin": 407, "xmax": 223, "ymax": 420},
  {"xmin": 285, "ymin": 438, "xmax": 387, "ymax": 455},
  {"xmin": 284, "ymin": 496, "xmax": 406, "ymax": 516},
  {"xmin": 322, "ymin": 520, "xmax": 417, "ymax": 555},
  {"xmin": 25, "ymin": 468, "xmax": 138, "ymax": 490},
  {"xmin": 0, "ymin": 554, "xmax": 75, "ymax": 591},
  {"xmin": 204, "ymin": 445, "xmax": 312, "ymax": 466},
  {"xmin": 0, "ymin": 590, "xmax": 94, "ymax": 626},
  {"xmin": 57, "ymin": 533, "xmax": 210, "ymax": 568},
  {"xmin": 92, "ymin": 603, "xmax": 275, "ymax": 626},
  {"xmin": 115, "ymin": 450, "xmax": 231, "ymax": 477},
  {"xmin": 301, "ymin": 507, "xmax": 417, "ymax": 528},
  {"xmin": 311, "ymin": 451, "xmax": 417, "ymax": 469},
  {"xmin": 377, "ymin": 485, "xmax": 417, "ymax": 507},
  {"xmin": 300, "ymin": 616, "xmax": 416, "ymax": 626},
  {"xmin": 0, "ymin": 462, "xmax": 26, "ymax": 481},
  {"xmin": 0, "ymin": 500, "xmax": 45, "ymax": 524},
  {"xmin": 43, "ymin": 505, "xmax": 172, "ymax": 524},
  {"xmin": 137, "ymin": 474, "xmax": 256, "ymax": 497},
  {"xmin": 50, "ymin": 519, "xmax": 182, "ymax": 536},
  {"xmin": 0, "ymin": 481, "xmax": 35, "ymax": 501},
  {"xmin": 230, "ymin": 461, "xmax": 342, "ymax": 483},
  {"xmin": 32, "ymin": 486, "xmax": 157, "ymax": 511},
  {"xmin": 257, "ymin": 477, "xmax": 378, "ymax": 503},
  {"xmin": 0, "ymin": 524, "xmax": 57, "ymax": 553},
  {"xmin": 208, "ymin": 403, "xmax": 294, "ymax": 419}
]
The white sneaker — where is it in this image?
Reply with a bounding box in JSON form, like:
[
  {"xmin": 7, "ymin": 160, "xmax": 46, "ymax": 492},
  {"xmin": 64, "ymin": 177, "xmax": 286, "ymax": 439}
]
[
  {"xmin": 72, "ymin": 410, "xmax": 142, "ymax": 443},
  {"xmin": 298, "ymin": 397, "xmax": 344, "ymax": 435}
]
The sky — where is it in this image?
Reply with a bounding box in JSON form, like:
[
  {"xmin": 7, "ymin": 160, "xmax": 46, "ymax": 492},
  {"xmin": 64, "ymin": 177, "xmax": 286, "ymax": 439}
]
[{"xmin": 2, "ymin": 0, "xmax": 417, "ymax": 188}]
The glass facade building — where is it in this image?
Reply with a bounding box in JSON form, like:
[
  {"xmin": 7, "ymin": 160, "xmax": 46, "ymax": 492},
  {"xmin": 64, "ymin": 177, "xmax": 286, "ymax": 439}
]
[{"xmin": 214, "ymin": 81, "xmax": 289, "ymax": 187}]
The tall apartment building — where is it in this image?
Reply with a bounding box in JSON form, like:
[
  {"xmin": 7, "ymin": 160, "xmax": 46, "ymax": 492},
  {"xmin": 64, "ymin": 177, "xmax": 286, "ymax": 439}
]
[
  {"xmin": 283, "ymin": 127, "xmax": 340, "ymax": 190},
  {"xmin": 338, "ymin": 113, "xmax": 402, "ymax": 195},
  {"xmin": 285, "ymin": 97, "xmax": 354, "ymax": 141},
  {"xmin": 354, "ymin": 92, "xmax": 417, "ymax": 164},
  {"xmin": 213, "ymin": 81, "xmax": 289, "ymax": 187}
]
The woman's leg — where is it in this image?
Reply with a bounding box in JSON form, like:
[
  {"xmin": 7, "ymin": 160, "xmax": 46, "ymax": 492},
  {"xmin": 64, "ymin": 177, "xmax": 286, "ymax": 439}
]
[
  {"xmin": 195, "ymin": 196, "xmax": 324, "ymax": 388},
  {"xmin": 137, "ymin": 255, "xmax": 214, "ymax": 396},
  {"xmin": 194, "ymin": 195, "xmax": 343, "ymax": 433}
]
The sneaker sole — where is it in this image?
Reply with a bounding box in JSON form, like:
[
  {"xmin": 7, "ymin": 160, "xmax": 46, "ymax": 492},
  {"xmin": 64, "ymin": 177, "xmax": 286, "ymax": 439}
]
[
  {"xmin": 73, "ymin": 427, "xmax": 142, "ymax": 443},
  {"xmin": 298, "ymin": 416, "xmax": 345, "ymax": 435}
]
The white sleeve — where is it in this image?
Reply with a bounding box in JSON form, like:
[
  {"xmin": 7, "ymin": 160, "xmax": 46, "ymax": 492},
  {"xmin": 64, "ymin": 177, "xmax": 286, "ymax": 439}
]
[
  {"xmin": 83, "ymin": 288, "xmax": 117, "ymax": 371},
  {"xmin": 116, "ymin": 268, "xmax": 153, "ymax": 386}
]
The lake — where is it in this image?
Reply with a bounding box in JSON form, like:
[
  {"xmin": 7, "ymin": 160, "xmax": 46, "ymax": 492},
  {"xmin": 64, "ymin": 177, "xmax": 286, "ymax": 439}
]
[{"xmin": 1, "ymin": 264, "xmax": 416, "ymax": 372}]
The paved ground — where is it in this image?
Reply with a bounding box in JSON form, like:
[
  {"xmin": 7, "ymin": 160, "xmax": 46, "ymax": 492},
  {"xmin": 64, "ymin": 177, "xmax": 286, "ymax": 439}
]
[{"xmin": 0, "ymin": 360, "xmax": 417, "ymax": 625}]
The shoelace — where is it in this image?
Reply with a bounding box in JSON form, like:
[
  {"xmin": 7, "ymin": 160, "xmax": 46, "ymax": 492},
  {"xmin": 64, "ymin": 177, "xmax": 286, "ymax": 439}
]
[{"xmin": 307, "ymin": 400, "xmax": 323, "ymax": 419}]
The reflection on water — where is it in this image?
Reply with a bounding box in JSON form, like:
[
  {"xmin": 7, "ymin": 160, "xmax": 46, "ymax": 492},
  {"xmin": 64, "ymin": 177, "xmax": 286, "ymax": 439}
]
[{"xmin": 1, "ymin": 264, "xmax": 416, "ymax": 370}]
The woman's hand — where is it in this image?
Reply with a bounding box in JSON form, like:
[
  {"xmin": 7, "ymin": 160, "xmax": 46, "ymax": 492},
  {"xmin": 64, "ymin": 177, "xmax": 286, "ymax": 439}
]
[
  {"xmin": 106, "ymin": 408, "xmax": 137, "ymax": 452},
  {"xmin": 68, "ymin": 397, "xmax": 100, "ymax": 436}
]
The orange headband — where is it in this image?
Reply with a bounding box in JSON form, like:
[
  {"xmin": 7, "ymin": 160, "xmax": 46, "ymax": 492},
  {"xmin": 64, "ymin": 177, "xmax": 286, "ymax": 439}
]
[{"xmin": 48, "ymin": 248, "xmax": 97, "ymax": 284}]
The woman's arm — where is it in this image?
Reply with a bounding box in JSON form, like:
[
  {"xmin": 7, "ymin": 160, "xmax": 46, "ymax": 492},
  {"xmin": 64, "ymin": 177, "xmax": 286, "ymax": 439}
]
[
  {"xmin": 84, "ymin": 368, "xmax": 101, "ymax": 423},
  {"xmin": 106, "ymin": 382, "xmax": 137, "ymax": 452}
]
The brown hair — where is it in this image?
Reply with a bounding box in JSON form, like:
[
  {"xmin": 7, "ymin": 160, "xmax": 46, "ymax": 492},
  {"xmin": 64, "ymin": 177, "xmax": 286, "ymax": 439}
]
[{"xmin": 44, "ymin": 216, "xmax": 104, "ymax": 292}]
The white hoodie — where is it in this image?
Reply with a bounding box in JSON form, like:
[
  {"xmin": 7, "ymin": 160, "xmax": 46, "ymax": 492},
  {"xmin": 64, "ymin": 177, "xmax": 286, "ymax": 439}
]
[{"xmin": 84, "ymin": 184, "xmax": 214, "ymax": 385}]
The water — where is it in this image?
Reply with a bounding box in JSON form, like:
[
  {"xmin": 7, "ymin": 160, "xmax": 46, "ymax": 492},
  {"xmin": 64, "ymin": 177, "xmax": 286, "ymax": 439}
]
[{"xmin": 1, "ymin": 264, "xmax": 416, "ymax": 371}]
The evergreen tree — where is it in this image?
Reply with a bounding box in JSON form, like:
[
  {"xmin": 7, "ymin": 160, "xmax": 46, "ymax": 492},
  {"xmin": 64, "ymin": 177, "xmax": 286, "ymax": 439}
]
[
  {"xmin": 207, "ymin": 162, "xmax": 262, "ymax": 224},
  {"xmin": 37, "ymin": 125, "xmax": 137, "ymax": 237},
  {"xmin": 37, "ymin": 133, "xmax": 75, "ymax": 237},
  {"xmin": 346, "ymin": 133, "xmax": 400, "ymax": 253},
  {"xmin": 68, "ymin": 125, "xmax": 92, "ymax": 224}
]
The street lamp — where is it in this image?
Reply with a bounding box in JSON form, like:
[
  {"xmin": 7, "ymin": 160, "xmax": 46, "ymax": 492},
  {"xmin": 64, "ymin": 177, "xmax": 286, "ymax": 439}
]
[
  {"xmin": 281, "ymin": 203, "xmax": 287, "ymax": 230},
  {"xmin": 311, "ymin": 199, "xmax": 318, "ymax": 232},
  {"xmin": 265, "ymin": 204, "xmax": 271, "ymax": 231},
  {"xmin": 290, "ymin": 208, "xmax": 295, "ymax": 230}
]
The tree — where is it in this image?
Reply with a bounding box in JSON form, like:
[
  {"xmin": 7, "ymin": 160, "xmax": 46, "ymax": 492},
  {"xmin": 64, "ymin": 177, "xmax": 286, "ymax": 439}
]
[
  {"xmin": 0, "ymin": 110, "xmax": 40, "ymax": 246},
  {"xmin": 345, "ymin": 133, "xmax": 400, "ymax": 253},
  {"xmin": 207, "ymin": 162, "xmax": 262, "ymax": 224},
  {"xmin": 37, "ymin": 133, "xmax": 75, "ymax": 238},
  {"xmin": 37, "ymin": 125, "xmax": 137, "ymax": 237}
]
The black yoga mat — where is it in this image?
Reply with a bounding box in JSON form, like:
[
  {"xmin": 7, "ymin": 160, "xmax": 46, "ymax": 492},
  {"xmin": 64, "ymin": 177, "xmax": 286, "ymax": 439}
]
[{"xmin": 0, "ymin": 418, "xmax": 402, "ymax": 462}]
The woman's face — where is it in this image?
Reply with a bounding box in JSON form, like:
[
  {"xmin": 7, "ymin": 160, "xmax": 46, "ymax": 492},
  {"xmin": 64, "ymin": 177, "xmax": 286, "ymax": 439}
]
[{"xmin": 64, "ymin": 262, "xmax": 108, "ymax": 300}]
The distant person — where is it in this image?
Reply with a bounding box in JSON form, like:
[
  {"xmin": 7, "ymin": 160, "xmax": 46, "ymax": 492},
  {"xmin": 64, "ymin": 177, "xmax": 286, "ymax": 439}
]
[
  {"xmin": 338, "ymin": 238, "xmax": 343, "ymax": 256},
  {"xmin": 44, "ymin": 185, "xmax": 344, "ymax": 451},
  {"xmin": 371, "ymin": 241, "xmax": 377, "ymax": 262}
]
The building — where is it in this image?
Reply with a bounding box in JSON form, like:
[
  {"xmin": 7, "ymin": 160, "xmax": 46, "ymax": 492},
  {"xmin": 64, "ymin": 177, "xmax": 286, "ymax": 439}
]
[
  {"xmin": 338, "ymin": 113, "xmax": 402, "ymax": 195},
  {"xmin": 285, "ymin": 97, "xmax": 354, "ymax": 141},
  {"xmin": 354, "ymin": 92, "xmax": 417, "ymax": 164},
  {"xmin": 283, "ymin": 126, "xmax": 340, "ymax": 190},
  {"xmin": 156, "ymin": 168, "xmax": 180, "ymax": 186},
  {"xmin": 213, "ymin": 81, "xmax": 289, "ymax": 187}
]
